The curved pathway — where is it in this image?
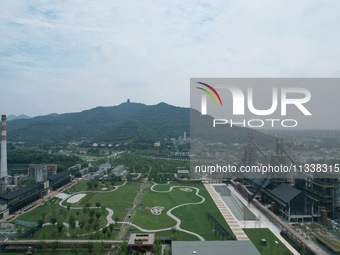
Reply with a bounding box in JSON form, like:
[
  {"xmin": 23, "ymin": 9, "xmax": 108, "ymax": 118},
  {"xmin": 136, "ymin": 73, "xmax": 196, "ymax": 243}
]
[
  {"xmin": 58, "ymin": 181, "xmax": 127, "ymax": 209},
  {"xmin": 54, "ymin": 181, "xmax": 206, "ymax": 240},
  {"xmin": 105, "ymin": 208, "xmax": 114, "ymax": 226},
  {"xmin": 146, "ymin": 182, "xmax": 206, "ymax": 240}
]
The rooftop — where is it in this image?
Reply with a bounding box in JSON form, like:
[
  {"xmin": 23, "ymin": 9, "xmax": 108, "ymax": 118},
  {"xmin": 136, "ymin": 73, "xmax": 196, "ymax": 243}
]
[
  {"xmin": 0, "ymin": 182, "xmax": 43, "ymax": 201},
  {"xmin": 47, "ymin": 170, "xmax": 70, "ymax": 181},
  {"xmin": 172, "ymin": 241, "xmax": 260, "ymax": 255},
  {"xmin": 264, "ymin": 183, "xmax": 301, "ymax": 204},
  {"xmin": 128, "ymin": 233, "xmax": 155, "ymax": 246}
]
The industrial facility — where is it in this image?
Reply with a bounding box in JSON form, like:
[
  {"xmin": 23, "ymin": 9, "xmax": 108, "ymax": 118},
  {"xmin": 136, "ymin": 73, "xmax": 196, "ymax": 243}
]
[
  {"xmin": 0, "ymin": 115, "xmax": 9, "ymax": 192},
  {"xmin": 0, "ymin": 182, "xmax": 44, "ymax": 217},
  {"xmin": 0, "ymin": 114, "xmax": 72, "ymax": 219},
  {"xmin": 28, "ymin": 164, "xmax": 58, "ymax": 183},
  {"xmin": 237, "ymin": 134, "xmax": 340, "ymax": 223}
]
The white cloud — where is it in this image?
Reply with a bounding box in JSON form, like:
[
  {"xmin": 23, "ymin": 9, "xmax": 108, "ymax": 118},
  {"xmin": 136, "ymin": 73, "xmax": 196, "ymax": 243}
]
[{"xmin": 0, "ymin": 0, "xmax": 340, "ymax": 116}]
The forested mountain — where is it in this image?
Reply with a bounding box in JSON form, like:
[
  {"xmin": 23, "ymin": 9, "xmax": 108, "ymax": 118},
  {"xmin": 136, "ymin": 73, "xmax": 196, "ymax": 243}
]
[
  {"xmin": 7, "ymin": 115, "xmax": 31, "ymax": 121},
  {"xmin": 7, "ymin": 102, "xmax": 273, "ymax": 146},
  {"xmin": 7, "ymin": 102, "xmax": 189, "ymax": 144}
]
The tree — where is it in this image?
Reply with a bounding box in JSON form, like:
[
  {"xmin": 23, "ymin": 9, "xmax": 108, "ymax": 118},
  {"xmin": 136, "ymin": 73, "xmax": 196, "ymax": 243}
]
[
  {"xmin": 171, "ymin": 228, "xmax": 178, "ymax": 241},
  {"xmin": 96, "ymin": 202, "xmax": 101, "ymax": 208},
  {"xmin": 38, "ymin": 218, "xmax": 44, "ymax": 227},
  {"xmin": 69, "ymin": 215, "xmax": 76, "ymax": 229},
  {"xmin": 93, "ymin": 222, "xmax": 100, "ymax": 231},
  {"xmin": 117, "ymin": 242, "xmax": 129, "ymax": 255},
  {"xmin": 87, "ymin": 181, "xmax": 93, "ymax": 189},
  {"xmin": 75, "ymin": 210, "xmax": 80, "ymax": 217},
  {"xmin": 50, "ymin": 216, "xmax": 57, "ymax": 226},
  {"xmin": 67, "ymin": 203, "xmax": 71, "ymax": 211},
  {"xmin": 102, "ymin": 227, "xmax": 107, "ymax": 235},
  {"xmin": 114, "ymin": 217, "xmax": 119, "ymax": 226},
  {"xmin": 41, "ymin": 211, "xmax": 46, "ymax": 220},
  {"xmin": 79, "ymin": 219, "xmax": 86, "ymax": 229},
  {"xmin": 35, "ymin": 241, "xmax": 46, "ymax": 250},
  {"xmin": 71, "ymin": 247, "xmax": 79, "ymax": 255},
  {"xmin": 51, "ymin": 241, "xmax": 59, "ymax": 254},
  {"xmin": 85, "ymin": 223, "xmax": 92, "ymax": 232},
  {"xmin": 88, "ymin": 217, "xmax": 94, "ymax": 224},
  {"xmin": 154, "ymin": 240, "xmax": 162, "ymax": 255},
  {"xmin": 86, "ymin": 242, "xmax": 94, "ymax": 254},
  {"xmin": 57, "ymin": 222, "xmax": 64, "ymax": 236},
  {"xmin": 89, "ymin": 210, "xmax": 95, "ymax": 218},
  {"xmin": 99, "ymin": 241, "xmax": 105, "ymax": 254},
  {"xmin": 106, "ymin": 230, "xmax": 112, "ymax": 239},
  {"xmin": 109, "ymin": 223, "xmax": 114, "ymax": 231},
  {"xmin": 95, "ymin": 211, "xmax": 101, "ymax": 220}
]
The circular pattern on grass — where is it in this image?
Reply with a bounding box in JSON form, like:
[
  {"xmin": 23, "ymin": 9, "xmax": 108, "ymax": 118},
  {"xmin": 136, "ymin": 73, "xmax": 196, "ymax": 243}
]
[
  {"xmin": 67, "ymin": 193, "xmax": 86, "ymax": 203},
  {"xmin": 151, "ymin": 206, "xmax": 165, "ymax": 215}
]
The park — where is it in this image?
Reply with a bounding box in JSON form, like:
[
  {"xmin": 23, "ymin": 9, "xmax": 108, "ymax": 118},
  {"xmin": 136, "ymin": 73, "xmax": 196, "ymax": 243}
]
[
  {"xmin": 6, "ymin": 176, "xmax": 294, "ymax": 255},
  {"xmin": 16, "ymin": 179, "xmax": 234, "ymax": 241}
]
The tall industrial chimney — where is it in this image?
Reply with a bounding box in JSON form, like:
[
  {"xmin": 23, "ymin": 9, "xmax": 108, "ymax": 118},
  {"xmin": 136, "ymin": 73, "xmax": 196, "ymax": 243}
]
[{"xmin": 1, "ymin": 115, "xmax": 8, "ymax": 181}]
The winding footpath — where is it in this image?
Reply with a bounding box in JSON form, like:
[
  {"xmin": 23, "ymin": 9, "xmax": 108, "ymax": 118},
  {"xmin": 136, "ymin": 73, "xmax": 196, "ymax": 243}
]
[
  {"xmin": 58, "ymin": 181, "xmax": 127, "ymax": 209},
  {"xmin": 144, "ymin": 182, "xmax": 205, "ymax": 241},
  {"xmin": 54, "ymin": 181, "xmax": 206, "ymax": 240},
  {"xmin": 114, "ymin": 182, "xmax": 206, "ymax": 241}
]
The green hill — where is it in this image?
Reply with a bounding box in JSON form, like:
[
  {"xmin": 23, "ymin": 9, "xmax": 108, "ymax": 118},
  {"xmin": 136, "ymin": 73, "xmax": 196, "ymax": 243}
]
[{"xmin": 7, "ymin": 102, "xmax": 273, "ymax": 147}]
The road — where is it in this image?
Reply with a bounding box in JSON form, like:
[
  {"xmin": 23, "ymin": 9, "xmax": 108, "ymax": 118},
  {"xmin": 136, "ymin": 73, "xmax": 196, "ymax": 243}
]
[{"xmin": 108, "ymin": 166, "xmax": 152, "ymax": 255}]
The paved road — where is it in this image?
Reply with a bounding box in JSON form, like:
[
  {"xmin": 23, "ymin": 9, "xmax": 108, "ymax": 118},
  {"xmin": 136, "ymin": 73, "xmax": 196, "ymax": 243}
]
[
  {"xmin": 108, "ymin": 167, "xmax": 151, "ymax": 255},
  {"xmin": 115, "ymin": 166, "xmax": 152, "ymax": 241}
]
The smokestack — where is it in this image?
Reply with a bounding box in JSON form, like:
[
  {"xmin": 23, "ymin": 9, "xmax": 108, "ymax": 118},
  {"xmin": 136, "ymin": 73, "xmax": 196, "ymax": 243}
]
[
  {"xmin": 184, "ymin": 131, "xmax": 186, "ymax": 140},
  {"xmin": 1, "ymin": 115, "xmax": 8, "ymax": 181}
]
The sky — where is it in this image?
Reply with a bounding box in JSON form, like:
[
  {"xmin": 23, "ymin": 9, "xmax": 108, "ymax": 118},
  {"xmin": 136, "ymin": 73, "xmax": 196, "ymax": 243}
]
[{"xmin": 1, "ymin": 0, "xmax": 340, "ymax": 117}]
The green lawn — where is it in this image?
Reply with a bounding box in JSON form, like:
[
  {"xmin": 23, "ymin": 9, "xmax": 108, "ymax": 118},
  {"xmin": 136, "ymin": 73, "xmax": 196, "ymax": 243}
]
[
  {"xmin": 150, "ymin": 181, "xmax": 175, "ymax": 191},
  {"xmin": 14, "ymin": 180, "xmax": 235, "ymax": 242},
  {"xmin": 15, "ymin": 181, "xmax": 143, "ymax": 240},
  {"xmin": 16, "ymin": 197, "xmax": 62, "ymax": 222},
  {"xmin": 83, "ymin": 182, "xmax": 141, "ymax": 220},
  {"xmin": 133, "ymin": 185, "xmax": 201, "ymax": 229},
  {"xmin": 66, "ymin": 180, "xmax": 87, "ymax": 193},
  {"xmin": 155, "ymin": 229, "xmax": 200, "ymax": 241},
  {"xmin": 172, "ymin": 183, "xmax": 235, "ymax": 240},
  {"xmin": 133, "ymin": 182, "xmax": 235, "ymax": 241},
  {"xmin": 244, "ymin": 228, "xmax": 294, "ymax": 255}
]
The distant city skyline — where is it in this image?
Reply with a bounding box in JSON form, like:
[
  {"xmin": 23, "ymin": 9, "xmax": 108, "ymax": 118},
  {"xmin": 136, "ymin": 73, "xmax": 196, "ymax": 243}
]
[{"xmin": 1, "ymin": 1, "xmax": 340, "ymax": 117}]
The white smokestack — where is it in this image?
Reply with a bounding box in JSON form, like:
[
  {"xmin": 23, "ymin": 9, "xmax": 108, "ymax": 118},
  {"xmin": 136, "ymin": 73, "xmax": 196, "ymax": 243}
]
[{"xmin": 1, "ymin": 115, "xmax": 8, "ymax": 180}]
